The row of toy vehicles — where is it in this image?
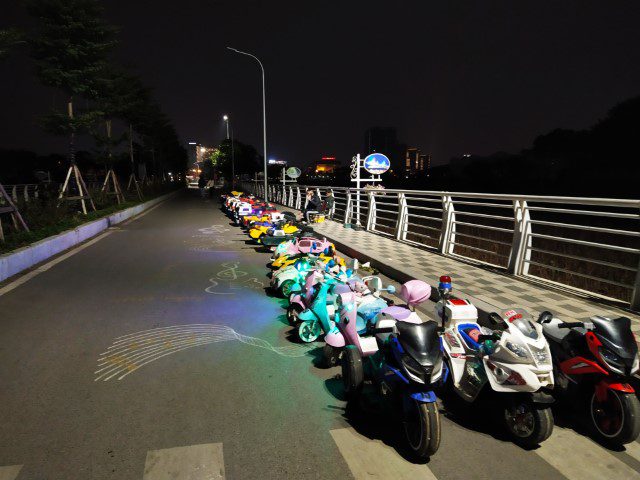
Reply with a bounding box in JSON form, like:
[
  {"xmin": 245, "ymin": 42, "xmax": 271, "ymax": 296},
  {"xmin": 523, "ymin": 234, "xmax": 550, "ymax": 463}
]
[
  {"xmin": 221, "ymin": 191, "xmax": 314, "ymax": 246},
  {"xmin": 219, "ymin": 192, "xmax": 640, "ymax": 461}
]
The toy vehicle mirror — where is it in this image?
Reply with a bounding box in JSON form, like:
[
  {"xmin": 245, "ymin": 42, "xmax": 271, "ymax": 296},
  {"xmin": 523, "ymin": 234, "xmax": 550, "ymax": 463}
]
[
  {"xmin": 538, "ymin": 311, "xmax": 554, "ymax": 324},
  {"xmin": 488, "ymin": 312, "xmax": 503, "ymax": 325}
]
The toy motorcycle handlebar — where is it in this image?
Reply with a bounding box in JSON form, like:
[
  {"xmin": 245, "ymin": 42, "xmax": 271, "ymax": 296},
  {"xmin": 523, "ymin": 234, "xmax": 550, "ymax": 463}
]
[
  {"xmin": 558, "ymin": 321, "xmax": 585, "ymax": 329},
  {"xmin": 477, "ymin": 333, "xmax": 501, "ymax": 342}
]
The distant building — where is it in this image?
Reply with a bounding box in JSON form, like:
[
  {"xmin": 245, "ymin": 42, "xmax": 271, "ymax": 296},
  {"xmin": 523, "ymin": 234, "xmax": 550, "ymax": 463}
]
[
  {"xmin": 314, "ymin": 156, "xmax": 339, "ymax": 174},
  {"xmin": 363, "ymin": 127, "xmax": 406, "ymax": 175},
  {"xmin": 405, "ymin": 147, "xmax": 431, "ymax": 177}
]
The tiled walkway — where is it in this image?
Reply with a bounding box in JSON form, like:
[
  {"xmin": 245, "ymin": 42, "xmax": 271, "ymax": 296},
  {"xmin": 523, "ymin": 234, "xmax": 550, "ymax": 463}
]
[{"xmin": 310, "ymin": 218, "xmax": 640, "ymax": 335}]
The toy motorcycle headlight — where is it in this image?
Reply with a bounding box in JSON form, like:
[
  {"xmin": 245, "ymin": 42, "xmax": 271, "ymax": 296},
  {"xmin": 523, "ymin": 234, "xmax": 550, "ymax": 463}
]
[
  {"xmin": 505, "ymin": 341, "xmax": 530, "ymax": 359},
  {"xmin": 528, "ymin": 345, "xmax": 550, "ymax": 366},
  {"xmin": 598, "ymin": 347, "xmax": 625, "ymax": 374},
  {"xmin": 401, "ymin": 354, "xmax": 430, "ymax": 384}
]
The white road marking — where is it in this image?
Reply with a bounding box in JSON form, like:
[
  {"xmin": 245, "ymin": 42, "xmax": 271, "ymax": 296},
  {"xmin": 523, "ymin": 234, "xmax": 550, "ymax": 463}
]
[
  {"xmin": 121, "ymin": 200, "xmax": 166, "ymax": 226},
  {"xmin": 622, "ymin": 440, "xmax": 640, "ymax": 462},
  {"xmin": 0, "ymin": 465, "xmax": 22, "ymax": 480},
  {"xmin": 0, "ymin": 195, "xmax": 172, "ymax": 297},
  {"xmin": 330, "ymin": 427, "xmax": 437, "ymax": 479},
  {"xmin": 143, "ymin": 443, "xmax": 224, "ymax": 480},
  {"xmin": 0, "ymin": 231, "xmax": 112, "ymax": 297},
  {"xmin": 535, "ymin": 427, "xmax": 640, "ymax": 480}
]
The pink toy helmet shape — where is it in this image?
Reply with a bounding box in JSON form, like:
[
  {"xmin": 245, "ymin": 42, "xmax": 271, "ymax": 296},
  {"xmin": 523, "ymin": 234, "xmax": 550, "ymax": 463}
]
[{"xmin": 400, "ymin": 280, "xmax": 432, "ymax": 307}]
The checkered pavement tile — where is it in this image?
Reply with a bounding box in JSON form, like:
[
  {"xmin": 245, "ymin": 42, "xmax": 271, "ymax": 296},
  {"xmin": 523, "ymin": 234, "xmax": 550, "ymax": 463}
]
[{"xmin": 311, "ymin": 217, "xmax": 639, "ymax": 333}]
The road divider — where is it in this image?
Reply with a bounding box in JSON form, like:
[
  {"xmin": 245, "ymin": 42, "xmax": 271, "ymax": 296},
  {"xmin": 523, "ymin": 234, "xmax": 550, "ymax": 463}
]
[{"xmin": 0, "ymin": 190, "xmax": 180, "ymax": 284}]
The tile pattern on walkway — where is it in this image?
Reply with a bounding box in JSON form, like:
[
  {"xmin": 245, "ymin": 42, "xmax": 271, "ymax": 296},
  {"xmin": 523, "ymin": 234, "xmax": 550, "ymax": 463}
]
[{"xmin": 312, "ymin": 219, "xmax": 640, "ymax": 335}]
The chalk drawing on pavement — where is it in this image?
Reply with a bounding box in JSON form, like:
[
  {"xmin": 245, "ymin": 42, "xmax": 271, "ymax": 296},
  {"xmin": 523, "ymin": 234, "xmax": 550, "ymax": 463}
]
[{"xmin": 95, "ymin": 324, "xmax": 313, "ymax": 381}]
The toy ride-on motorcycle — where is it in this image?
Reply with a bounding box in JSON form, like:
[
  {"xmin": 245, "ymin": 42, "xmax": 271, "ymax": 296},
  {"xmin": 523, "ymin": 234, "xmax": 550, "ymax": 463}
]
[
  {"xmin": 330, "ymin": 280, "xmax": 443, "ymax": 460},
  {"xmin": 437, "ymin": 276, "xmax": 555, "ymax": 448},
  {"xmin": 537, "ymin": 311, "xmax": 640, "ymax": 445}
]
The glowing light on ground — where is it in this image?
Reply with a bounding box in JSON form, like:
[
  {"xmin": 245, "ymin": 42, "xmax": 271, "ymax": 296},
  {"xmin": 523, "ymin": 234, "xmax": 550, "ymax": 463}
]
[{"xmin": 95, "ymin": 324, "xmax": 312, "ymax": 381}]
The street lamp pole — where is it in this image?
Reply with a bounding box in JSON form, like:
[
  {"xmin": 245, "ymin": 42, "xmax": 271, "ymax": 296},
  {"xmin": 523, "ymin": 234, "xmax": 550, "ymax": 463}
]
[
  {"xmin": 223, "ymin": 115, "xmax": 230, "ymax": 140},
  {"xmin": 226, "ymin": 46, "xmax": 268, "ymax": 201},
  {"xmin": 223, "ymin": 115, "xmax": 235, "ymax": 188}
]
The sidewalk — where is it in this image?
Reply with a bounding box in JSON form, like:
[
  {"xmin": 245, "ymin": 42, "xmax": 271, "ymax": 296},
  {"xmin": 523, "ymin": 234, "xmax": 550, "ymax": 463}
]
[{"xmin": 310, "ymin": 218, "xmax": 640, "ymax": 335}]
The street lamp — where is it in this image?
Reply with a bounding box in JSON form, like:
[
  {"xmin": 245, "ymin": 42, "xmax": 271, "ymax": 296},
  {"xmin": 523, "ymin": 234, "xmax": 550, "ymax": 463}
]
[
  {"xmin": 226, "ymin": 46, "xmax": 268, "ymax": 201},
  {"xmin": 223, "ymin": 114, "xmax": 235, "ymax": 188}
]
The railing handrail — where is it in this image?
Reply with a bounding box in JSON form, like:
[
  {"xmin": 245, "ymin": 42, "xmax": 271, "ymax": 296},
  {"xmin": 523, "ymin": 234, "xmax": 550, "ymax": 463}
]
[
  {"xmin": 246, "ymin": 181, "xmax": 640, "ymax": 311},
  {"xmin": 295, "ymin": 185, "xmax": 640, "ymax": 208}
]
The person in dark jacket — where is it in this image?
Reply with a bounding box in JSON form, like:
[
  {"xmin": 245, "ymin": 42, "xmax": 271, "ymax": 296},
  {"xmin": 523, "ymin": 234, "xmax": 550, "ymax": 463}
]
[
  {"xmin": 303, "ymin": 189, "xmax": 321, "ymax": 222},
  {"xmin": 325, "ymin": 191, "xmax": 335, "ymax": 219}
]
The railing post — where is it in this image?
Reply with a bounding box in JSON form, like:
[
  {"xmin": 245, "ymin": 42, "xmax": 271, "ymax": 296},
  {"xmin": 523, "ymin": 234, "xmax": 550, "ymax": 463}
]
[
  {"xmin": 438, "ymin": 194, "xmax": 456, "ymax": 255},
  {"xmin": 295, "ymin": 187, "xmax": 302, "ymax": 210},
  {"xmin": 23, "ymin": 185, "xmax": 29, "ymax": 202},
  {"xmin": 345, "ymin": 190, "xmax": 353, "ymax": 225},
  {"xmin": 395, "ymin": 192, "xmax": 408, "ymax": 240},
  {"xmin": 329, "ymin": 188, "xmax": 336, "ymax": 219},
  {"xmin": 12, "ymin": 185, "xmax": 17, "ymax": 202},
  {"xmin": 366, "ymin": 192, "xmax": 376, "ymax": 231},
  {"xmin": 508, "ymin": 200, "xmax": 532, "ymax": 276},
  {"xmin": 631, "ymin": 258, "xmax": 640, "ymax": 311}
]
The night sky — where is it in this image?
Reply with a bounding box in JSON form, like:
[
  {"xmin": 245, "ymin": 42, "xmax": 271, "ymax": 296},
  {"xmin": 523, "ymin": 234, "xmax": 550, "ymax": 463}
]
[{"xmin": 1, "ymin": 1, "xmax": 640, "ymax": 167}]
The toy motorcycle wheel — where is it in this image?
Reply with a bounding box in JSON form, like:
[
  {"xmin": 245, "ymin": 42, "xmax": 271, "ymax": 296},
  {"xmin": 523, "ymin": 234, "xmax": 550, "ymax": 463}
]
[
  {"xmin": 323, "ymin": 344, "xmax": 340, "ymax": 368},
  {"xmin": 590, "ymin": 389, "xmax": 640, "ymax": 445},
  {"xmin": 402, "ymin": 398, "xmax": 440, "ymax": 459},
  {"xmin": 503, "ymin": 398, "xmax": 553, "ymax": 448},
  {"xmin": 280, "ymin": 280, "xmax": 295, "ymax": 297},
  {"xmin": 297, "ymin": 320, "xmax": 321, "ymax": 343},
  {"xmin": 286, "ymin": 305, "xmax": 302, "ymax": 326},
  {"xmin": 341, "ymin": 345, "xmax": 363, "ymax": 400}
]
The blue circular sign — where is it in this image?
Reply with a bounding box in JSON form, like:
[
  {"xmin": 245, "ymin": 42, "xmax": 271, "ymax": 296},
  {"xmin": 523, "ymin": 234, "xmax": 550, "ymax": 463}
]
[{"xmin": 363, "ymin": 153, "xmax": 391, "ymax": 174}]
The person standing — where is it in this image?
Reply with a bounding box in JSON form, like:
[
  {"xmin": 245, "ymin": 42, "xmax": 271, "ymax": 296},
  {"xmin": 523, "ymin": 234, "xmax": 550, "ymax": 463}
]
[
  {"xmin": 303, "ymin": 189, "xmax": 321, "ymax": 222},
  {"xmin": 325, "ymin": 190, "xmax": 335, "ymax": 219}
]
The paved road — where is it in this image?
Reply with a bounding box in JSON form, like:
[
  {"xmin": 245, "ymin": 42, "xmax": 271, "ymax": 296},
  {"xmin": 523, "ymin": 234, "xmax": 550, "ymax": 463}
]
[{"xmin": 1, "ymin": 191, "xmax": 639, "ymax": 479}]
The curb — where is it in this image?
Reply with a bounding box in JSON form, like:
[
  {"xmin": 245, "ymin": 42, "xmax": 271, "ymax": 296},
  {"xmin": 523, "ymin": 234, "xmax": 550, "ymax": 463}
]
[{"xmin": 0, "ymin": 190, "xmax": 180, "ymax": 283}]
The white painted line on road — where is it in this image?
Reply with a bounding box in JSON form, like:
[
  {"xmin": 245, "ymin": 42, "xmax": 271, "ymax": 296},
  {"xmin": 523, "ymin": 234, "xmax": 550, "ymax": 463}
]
[
  {"xmin": 143, "ymin": 443, "xmax": 225, "ymax": 480},
  {"xmin": 330, "ymin": 427, "xmax": 437, "ymax": 479},
  {"xmin": 535, "ymin": 427, "xmax": 640, "ymax": 480},
  {"xmin": 623, "ymin": 440, "xmax": 640, "ymax": 462},
  {"xmin": 0, "ymin": 194, "xmax": 173, "ymax": 297},
  {"xmin": 0, "ymin": 465, "xmax": 23, "ymax": 480},
  {"xmin": 0, "ymin": 231, "xmax": 112, "ymax": 297},
  {"xmin": 121, "ymin": 200, "xmax": 166, "ymax": 226}
]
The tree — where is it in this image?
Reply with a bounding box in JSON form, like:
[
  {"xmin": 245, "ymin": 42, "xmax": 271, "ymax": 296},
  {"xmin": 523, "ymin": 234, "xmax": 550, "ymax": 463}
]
[
  {"xmin": 0, "ymin": 28, "xmax": 25, "ymax": 59},
  {"xmin": 0, "ymin": 30, "xmax": 30, "ymax": 236},
  {"xmin": 27, "ymin": 0, "xmax": 118, "ymax": 212}
]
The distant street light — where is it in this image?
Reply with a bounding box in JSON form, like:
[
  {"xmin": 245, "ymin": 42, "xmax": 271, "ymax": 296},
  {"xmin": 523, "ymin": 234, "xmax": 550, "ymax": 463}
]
[
  {"xmin": 223, "ymin": 114, "xmax": 235, "ymax": 188},
  {"xmin": 226, "ymin": 46, "xmax": 268, "ymax": 201}
]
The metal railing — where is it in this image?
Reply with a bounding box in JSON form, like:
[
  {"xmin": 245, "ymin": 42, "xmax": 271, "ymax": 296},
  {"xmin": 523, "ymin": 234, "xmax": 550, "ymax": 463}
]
[{"xmin": 241, "ymin": 182, "xmax": 640, "ymax": 310}]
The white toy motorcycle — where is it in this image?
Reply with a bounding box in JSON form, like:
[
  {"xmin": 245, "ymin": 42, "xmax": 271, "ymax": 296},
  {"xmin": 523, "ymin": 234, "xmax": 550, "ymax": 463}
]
[{"xmin": 437, "ymin": 275, "xmax": 555, "ymax": 447}]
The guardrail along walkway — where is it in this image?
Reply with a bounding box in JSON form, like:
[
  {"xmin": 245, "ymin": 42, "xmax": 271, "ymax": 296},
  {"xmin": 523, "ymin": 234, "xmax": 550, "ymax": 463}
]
[{"xmin": 311, "ymin": 218, "xmax": 640, "ymax": 334}]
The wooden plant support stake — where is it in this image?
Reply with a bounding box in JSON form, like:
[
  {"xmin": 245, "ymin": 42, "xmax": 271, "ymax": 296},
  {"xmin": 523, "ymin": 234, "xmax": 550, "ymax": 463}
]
[
  {"xmin": 127, "ymin": 172, "xmax": 143, "ymax": 201},
  {"xmin": 0, "ymin": 182, "xmax": 29, "ymax": 242},
  {"xmin": 58, "ymin": 164, "xmax": 96, "ymax": 214},
  {"xmin": 102, "ymin": 169, "xmax": 125, "ymax": 204}
]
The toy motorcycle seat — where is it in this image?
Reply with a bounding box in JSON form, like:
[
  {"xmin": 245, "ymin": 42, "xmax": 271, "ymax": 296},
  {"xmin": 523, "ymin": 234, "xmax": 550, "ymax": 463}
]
[
  {"xmin": 541, "ymin": 317, "xmax": 580, "ymax": 343},
  {"xmin": 381, "ymin": 306, "xmax": 422, "ymax": 324},
  {"xmin": 400, "ymin": 280, "xmax": 432, "ymax": 307}
]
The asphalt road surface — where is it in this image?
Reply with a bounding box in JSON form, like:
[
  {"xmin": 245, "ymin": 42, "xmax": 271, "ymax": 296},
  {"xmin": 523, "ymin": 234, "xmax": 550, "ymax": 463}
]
[{"xmin": 1, "ymin": 191, "xmax": 639, "ymax": 479}]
